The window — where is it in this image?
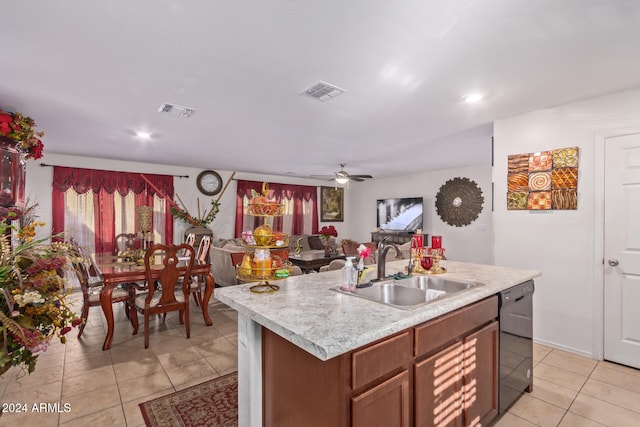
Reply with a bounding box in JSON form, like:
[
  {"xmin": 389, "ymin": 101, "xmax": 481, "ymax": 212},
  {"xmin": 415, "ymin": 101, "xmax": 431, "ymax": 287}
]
[
  {"xmin": 234, "ymin": 180, "xmax": 318, "ymax": 237},
  {"xmin": 52, "ymin": 166, "xmax": 174, "ymax": 255}
]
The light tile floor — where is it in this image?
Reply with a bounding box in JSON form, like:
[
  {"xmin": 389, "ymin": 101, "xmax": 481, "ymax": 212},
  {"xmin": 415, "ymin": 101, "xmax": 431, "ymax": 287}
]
[
  {"xmin": 1, "ymin": 290, "xmax": 639, "ymax": 426},
  {"xmin": 0, "ymin": 290, "xmax": 239, "ymax": 426},
  {"xmin": 493, "ymin": 342, "xmax": 640, "ymax": 426}
]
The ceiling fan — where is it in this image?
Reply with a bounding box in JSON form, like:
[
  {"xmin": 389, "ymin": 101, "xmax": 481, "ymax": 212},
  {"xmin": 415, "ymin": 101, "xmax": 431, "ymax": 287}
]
[{"xmin": 311, "ymin": 163, "xmax": 373, "ymax": 184}]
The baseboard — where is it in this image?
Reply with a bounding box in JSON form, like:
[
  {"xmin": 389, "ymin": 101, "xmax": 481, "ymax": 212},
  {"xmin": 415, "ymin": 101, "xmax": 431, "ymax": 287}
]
[{"xmin": 533, "ymin": 338, "xmax": 597, "ymax": 360}]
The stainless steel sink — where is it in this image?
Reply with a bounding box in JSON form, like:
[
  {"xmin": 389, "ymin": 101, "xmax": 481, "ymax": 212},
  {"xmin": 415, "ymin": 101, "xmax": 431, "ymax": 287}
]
[
  {"xmin": 352, "ymin": 283, "xmax": 427, "ymax": 307},
  {"xmin": 332, "ymin": 276, "xmax": 483, "ymax": 310},
  {"xmin": 394, "ymin": 275, "xmax": 478, "ymax": 293}
]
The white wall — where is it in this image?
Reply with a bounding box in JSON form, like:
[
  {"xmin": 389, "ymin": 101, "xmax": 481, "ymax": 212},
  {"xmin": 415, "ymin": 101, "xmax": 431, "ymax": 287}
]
[
  {"xmin": 493, "ymin": 87, "xmax": 640, "ymax": 357},
  {"xmin": 348, "ymin": 165, "xmax": 494, "ymax": 265}
]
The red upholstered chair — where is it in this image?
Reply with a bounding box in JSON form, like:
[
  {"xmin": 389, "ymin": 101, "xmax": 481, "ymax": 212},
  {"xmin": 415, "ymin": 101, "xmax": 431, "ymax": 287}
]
[{"xmin": 130, "ymin": 243, "xmax": 195, "ymax": 349}]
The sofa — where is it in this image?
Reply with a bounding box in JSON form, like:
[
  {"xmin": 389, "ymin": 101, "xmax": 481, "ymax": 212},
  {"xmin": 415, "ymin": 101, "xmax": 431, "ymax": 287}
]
[{"xmin": 211, "ymin": 234, "xmax": 335, "ymax": 286}]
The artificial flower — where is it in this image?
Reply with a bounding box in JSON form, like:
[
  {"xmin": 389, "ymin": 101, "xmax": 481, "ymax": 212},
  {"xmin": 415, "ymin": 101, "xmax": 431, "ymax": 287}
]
[
  {"xmin": 0, "ymin": 218, "xmax": 80, "ymax": 376},
  {"xmin": 319, "ymin": 225, "xmax": 338, "ymax": 240},
  {"xmin": 356, "ymin": 244, "xmax": 371, "ymax": 260},
  {"xmin": 0, "ymin": 109, "xmax": 45, "ymax": 160}
]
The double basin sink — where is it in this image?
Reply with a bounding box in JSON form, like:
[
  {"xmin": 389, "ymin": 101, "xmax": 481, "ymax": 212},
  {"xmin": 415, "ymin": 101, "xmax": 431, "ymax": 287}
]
[{"xmin": 333, "ymin": 275, "xmax": 482, "ymax": 310}]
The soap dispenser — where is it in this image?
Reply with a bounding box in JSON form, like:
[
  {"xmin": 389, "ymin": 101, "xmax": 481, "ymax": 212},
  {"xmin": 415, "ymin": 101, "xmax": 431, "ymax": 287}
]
[{"xmin": 340, "ymin": 256, "xmax": 357, "ymax": 291}]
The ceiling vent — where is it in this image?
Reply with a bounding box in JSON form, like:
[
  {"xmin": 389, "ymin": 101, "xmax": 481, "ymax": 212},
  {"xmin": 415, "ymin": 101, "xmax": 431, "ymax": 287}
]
[
  {"xmin": 157, "ymin": 103, "xmax": 196, "ymax": 118},
  {"xmin": 300, "ymin": 81, "xmax": 346, "ymax": 101}
]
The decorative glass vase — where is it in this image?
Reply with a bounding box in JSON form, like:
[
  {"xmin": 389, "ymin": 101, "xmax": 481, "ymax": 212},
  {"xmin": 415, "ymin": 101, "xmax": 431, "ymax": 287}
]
[
  {"xmin": 0, "ymin": 136, "xmax": 26, "ymax": 208},
  {"xmin": 323, "ymin": 240, "xmax": 331, "ymax": 257}
]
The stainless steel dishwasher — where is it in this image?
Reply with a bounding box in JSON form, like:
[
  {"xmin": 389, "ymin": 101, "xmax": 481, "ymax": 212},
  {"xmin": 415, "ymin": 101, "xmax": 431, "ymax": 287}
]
[{"xmin": 498, "ymin": 280, "xmax": 535, "ymax": 413}]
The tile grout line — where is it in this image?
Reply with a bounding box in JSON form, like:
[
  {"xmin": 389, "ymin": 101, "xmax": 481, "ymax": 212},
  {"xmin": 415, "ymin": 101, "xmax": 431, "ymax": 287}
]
[
  {"xmin": 552, "ymin": 358, "xmax": 601, "ymax": 426},
  {"xmin": 576, "ymin": 362, "xmax": 640, "ymax": 417}
]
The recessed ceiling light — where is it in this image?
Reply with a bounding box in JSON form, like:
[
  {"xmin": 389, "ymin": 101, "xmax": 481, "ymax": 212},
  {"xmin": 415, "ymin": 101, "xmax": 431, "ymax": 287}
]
[
  {"xmin": 136, "ymin": 131, "xmax": 152, "ymax": 140},
  {"xmin": 463, "ymin": 93, "xmax": 484, "ymax": 104}
]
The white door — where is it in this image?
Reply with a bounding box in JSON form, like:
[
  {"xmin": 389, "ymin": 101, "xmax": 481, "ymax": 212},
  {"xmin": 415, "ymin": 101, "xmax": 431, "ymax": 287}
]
[{"xmin": 604, "ymin": 133, "xmax": 640, "ymax": 369}]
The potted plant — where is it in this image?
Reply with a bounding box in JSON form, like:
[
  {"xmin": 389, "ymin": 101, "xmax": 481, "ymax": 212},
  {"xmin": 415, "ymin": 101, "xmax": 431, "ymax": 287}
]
[{"xmin": 0, "ymin": 214, "xmax": 80, "ymax": 377}]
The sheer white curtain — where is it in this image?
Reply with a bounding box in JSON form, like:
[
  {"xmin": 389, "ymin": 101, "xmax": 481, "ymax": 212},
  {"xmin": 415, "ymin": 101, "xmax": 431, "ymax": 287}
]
[
  {"xmin": 114, "ymin": 192, "xmax": 136, "ymax": 237},
  {"xmin": 281, "ymin": 198, "xmax": 294, "ymax": 234},
  {"xmin": 152, "ymin": 196, "xmax": 166, "ymax": 244},
  {"xmin": 63, "ymin": 189, "xmax": 167, "ymax": 254},
  {"xmin": 301, "ymin": 198, "xmax": 313, "ymax": 235},
  {"xmin": 63, "ymin": 189, "xmax": 95, "ymax": 253}
]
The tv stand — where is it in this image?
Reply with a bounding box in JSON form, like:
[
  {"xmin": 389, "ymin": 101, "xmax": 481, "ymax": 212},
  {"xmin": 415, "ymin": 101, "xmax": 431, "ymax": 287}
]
[{"xmin": 371, "ymin": 231, "xmax": 428, "ymax": 245}]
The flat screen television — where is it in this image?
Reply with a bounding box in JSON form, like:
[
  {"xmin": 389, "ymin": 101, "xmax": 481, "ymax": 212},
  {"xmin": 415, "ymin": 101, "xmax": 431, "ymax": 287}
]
[{"xmin": 376, "ymin": 197, "xmax": 423, "ymax": 232}]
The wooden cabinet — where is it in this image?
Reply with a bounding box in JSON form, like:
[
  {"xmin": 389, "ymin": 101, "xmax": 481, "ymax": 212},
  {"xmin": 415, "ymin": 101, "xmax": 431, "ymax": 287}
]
[
  {"xmin": 352, "ymin": 370, "xmax": 411, "ymax": 427},
  {"xmin": 371, "ymin": 231, "xmax": 428, "ymax": 245},
  {"xmin": 413, "ymin": 297, "xmax": 498, "ymax": 427},
  {"xmin": 462, "ymin": 321, "xmax": 498, "ymax": 426},
  {"xmin": 263, "ymin": 296, "xmax": 498, "ymax": 427},
  {"xmin": 414, "ymin": 342, "xmax": 464, "ymax": 427}
]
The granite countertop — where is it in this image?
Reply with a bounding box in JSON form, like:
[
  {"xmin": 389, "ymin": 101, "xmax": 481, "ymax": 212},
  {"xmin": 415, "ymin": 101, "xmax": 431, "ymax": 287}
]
[{"xmin": 214, "ymin": 260, "xmax": 541, "ymax": 361}]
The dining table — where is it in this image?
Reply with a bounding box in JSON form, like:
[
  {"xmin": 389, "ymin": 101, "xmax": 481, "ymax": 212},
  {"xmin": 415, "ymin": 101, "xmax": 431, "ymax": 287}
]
[{"xmin": 97, "ymin": 257, "xmax": 215, "ymax": 350}]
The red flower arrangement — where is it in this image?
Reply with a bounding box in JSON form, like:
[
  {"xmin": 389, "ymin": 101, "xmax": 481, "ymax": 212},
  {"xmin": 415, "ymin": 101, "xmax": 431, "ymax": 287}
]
[
  {"xmin": 0, "ymin": 109, "xmax": 45, "ymax": 160},
  {"xmin": 319, "ymin": 225, "xmax": 338, "ymax": 241}
]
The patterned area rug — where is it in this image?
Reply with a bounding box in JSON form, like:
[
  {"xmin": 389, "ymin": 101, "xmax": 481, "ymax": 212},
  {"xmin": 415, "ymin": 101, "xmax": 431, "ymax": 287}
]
[{"xmin": 139, "ymin": 372, "xmax": 238, "ymax": 427}]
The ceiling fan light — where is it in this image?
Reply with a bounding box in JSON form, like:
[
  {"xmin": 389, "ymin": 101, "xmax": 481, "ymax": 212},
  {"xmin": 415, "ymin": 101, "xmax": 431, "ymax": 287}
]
[{"xmin": 335, "ymin": 176, "xmax": 349, "ymax": 184}]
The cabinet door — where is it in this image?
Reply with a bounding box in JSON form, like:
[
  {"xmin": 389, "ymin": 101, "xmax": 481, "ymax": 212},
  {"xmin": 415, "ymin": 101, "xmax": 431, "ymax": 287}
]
[
  {"xmin": 351, "ymin": 370, "xmax": 410, "ymax": 427},
  {"xmin": 462, "ymin": 321, "xmax": 498, "ymax": 426},
  {"xmin": 414, "ymin": 341, "xmax": 463, "ymax": 427}
]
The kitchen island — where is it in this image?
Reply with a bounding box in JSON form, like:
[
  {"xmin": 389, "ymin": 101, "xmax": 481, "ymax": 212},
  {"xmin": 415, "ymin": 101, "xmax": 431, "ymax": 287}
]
[{"xmin": 214, "ymin": 259, "xmax": 540, "ymax": 427}]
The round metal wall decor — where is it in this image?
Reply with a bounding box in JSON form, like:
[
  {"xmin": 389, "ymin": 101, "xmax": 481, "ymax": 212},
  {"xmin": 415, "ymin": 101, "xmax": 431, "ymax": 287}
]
[{"xmin": 435, "ymin": 177, "xmax": 484, "ymax": 227}]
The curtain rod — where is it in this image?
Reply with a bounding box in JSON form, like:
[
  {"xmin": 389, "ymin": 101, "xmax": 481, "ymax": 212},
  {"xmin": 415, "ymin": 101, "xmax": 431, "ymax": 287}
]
[
  {"xmin": 39, "ymin": 163, "xmax": 189, "ymax": 178},
  {"xmin": 231, "ymin": 177, "xmax": 329, "ymax": 188}
]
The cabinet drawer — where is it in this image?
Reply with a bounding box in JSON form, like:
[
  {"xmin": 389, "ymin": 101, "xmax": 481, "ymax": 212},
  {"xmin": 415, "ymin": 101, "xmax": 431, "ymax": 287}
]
[
  {"xmin": 352, "ymin": 331, "xmax": 412, "ymax": 390},
  {"xmin": 414, "ymin": 296, "xmax": 498, "ymax": 358}
]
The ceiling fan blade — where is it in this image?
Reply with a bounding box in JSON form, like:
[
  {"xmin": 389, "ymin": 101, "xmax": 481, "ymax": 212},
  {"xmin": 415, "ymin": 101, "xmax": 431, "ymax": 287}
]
[
  {"xmin": 348, "ymin": 174, "xmax": 373, "ymax": 179},
  {"xmin": 350, "ymin": 177, "xmax": 365, "ymax": 182}
]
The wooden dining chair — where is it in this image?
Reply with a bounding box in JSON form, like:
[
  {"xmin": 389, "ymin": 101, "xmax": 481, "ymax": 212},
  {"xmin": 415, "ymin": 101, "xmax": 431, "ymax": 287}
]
[
  {"xmin": 130, "ymin": 243, "xmax": 195, "ymax": 349},
  {"xmin": 189, "ymin": 235, "xmax": 212, "ymax": 306},
  {"xmin": 71, "ymin": 254, "xmax": 132, "ymax": 338},
  {"xmin": 180, "ymin": 233, "xmax": 196, "ymax": 256},
  {"xmin": 115, "ymin": 233, "xmax": 137, "ymax": 255}
]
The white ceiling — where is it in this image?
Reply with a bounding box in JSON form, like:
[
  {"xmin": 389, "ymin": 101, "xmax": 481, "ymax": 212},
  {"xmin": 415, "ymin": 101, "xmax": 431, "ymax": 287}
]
[{"xmin": 2, "ymin": 1, "xmax": 640, "ymax": 180}]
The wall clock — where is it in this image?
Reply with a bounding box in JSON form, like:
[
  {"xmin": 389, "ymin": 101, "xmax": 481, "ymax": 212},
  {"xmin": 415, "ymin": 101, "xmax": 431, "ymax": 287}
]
[
  {"xmin": 196, "ymin": 170, "xmax": 223, "ymax": 196},
  {"xmin": 435, "ymin": 177, "xmax": 484, "ymax": 227}
]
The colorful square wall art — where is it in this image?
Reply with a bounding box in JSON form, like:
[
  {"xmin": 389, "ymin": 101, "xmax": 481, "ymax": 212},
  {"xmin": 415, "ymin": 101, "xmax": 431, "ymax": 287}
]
[{"xmin": 507, "ymin": 146, "xmax": 579, "ymax": 210}]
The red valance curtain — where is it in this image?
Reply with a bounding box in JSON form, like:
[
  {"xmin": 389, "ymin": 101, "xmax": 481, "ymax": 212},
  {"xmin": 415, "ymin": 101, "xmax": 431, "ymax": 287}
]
[
  {"xmin": 234, "ymin": 180, "xmax": 318, "ymax": 237},
  {"xmin": 52, "ymin": 166, "xmax": 173, "ymax": 196},
  {"xmin": 52, "ymin": 166, "xmax": 174, "ymax": 252}
]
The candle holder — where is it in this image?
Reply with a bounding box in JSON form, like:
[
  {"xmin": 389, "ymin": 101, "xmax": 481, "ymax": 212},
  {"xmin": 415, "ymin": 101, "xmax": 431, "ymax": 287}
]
[
  {"xmin": 410, "ymin": 247, "xmax": 427, "ymax": 274},
  {"xmin": 427, "ymin": 248, "xmax": 446, "ymax": 274}
]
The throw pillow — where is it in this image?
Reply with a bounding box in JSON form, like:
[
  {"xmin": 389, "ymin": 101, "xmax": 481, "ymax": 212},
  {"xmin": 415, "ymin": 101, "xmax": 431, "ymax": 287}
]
[
  {"xmin": 289, "ymin": 235, "xmax": 302, "ymax": 252},
  {"xmin": 308, "ymin": 235, "xmax": 324, "ymax": 250},
  {"xmin": 299, "ymin": 235, "xmax": 311, "ymax": 251}
]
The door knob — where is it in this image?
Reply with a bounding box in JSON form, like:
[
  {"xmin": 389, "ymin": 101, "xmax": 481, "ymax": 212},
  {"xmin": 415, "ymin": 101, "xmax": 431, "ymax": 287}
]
[{"xmin": 608, "ymin": 259, "xmax": 619, "ymax": 267}]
